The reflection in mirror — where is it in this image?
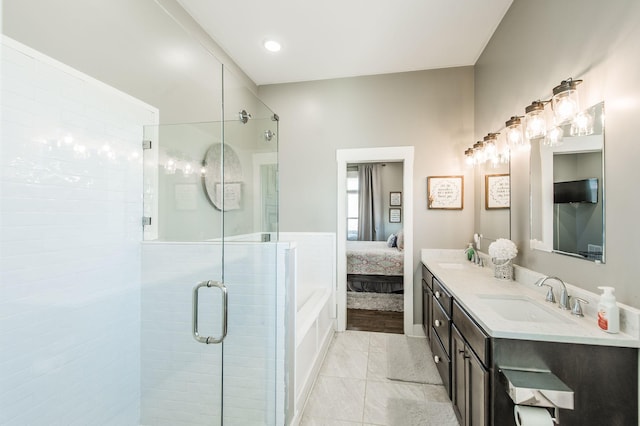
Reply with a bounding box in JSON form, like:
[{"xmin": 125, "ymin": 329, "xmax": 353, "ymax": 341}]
[
  {"xmin": 477, "ymin": 159, "xmax": 511, "ymax": 243},
  {"xmin": 530, "ymin": 102, "xmax": 605, "ymax": 262}
]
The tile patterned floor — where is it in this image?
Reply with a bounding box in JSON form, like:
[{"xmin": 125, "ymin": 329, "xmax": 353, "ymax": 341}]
[{"xmin": 299, "ymin": 331, "xmax": 454, "ymax": 426}]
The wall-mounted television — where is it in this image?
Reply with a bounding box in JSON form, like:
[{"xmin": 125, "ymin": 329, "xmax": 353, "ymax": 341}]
[{"xmin": 553, "ymin": 178, "xmax": 598, "ymax": 204}]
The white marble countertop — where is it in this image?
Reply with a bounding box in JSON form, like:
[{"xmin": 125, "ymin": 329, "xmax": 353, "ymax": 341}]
[{"xmin": 421, "ymin": 249, "xmax": 640, "ymax": 348}]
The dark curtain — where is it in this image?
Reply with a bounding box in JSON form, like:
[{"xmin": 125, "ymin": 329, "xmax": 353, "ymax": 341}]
[{"xmin": 357, "ymin": 164, "xmax": 383, "ymax": 240}]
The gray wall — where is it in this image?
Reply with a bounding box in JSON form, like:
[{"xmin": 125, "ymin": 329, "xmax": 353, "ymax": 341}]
[
  {"xmin": 259, "ymin": 68, "xmax": 476, "ymax": 322},
  {"xmin": 475, "ymin": 0, "xmax": 640, "ymax": 307},
  {"xmin": 380, "ymin": 162, "xmax": 404, "ymax": 238},
  {"xmin": 2, "ymin": 0, "xmax": 256, "ymax": 124}
]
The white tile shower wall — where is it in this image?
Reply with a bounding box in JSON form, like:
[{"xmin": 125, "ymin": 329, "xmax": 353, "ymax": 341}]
[
  {"xmin": 140, "ymin": 241, "xmax": 288, "ymax": 425},
  {"xmin": 0, "ymin": 37, "xmax": 157, "ymax": 425}
]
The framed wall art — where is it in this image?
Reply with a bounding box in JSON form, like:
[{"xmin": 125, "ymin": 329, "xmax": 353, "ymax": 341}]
[
  {"xmin": 485, "ymin": 174, "xmax": 510, "ymax": 209},
  {"xmin": 390, "ymin": 191, "xmax": 402, "ymax": 206},
  {"xmin": 427, "ymin": 175, "xmax": 464, "ymax": 210},
  {"xmin": 389, "ymin": 208, "xmax": 401, "ymax": 223}
]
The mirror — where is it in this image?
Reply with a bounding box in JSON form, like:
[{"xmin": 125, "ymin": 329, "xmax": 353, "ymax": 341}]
[
  {"xmin": 477, "ymin": 156, "xmax": 511, "ymax": 243},
  {"xmin": 530, "ymin": 102, "xmax": 605, "ymax": 262},
  {"xmin": 203, "ymin": 143, "xmax": 244, "ymax": 211}
]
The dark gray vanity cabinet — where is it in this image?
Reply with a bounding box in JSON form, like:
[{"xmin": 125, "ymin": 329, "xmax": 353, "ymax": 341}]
[
  {"xmin": 422, "ymin": 262, "xmax": 639, "ymax": 426},
  {"xmin": 451, "ymin": 309, "xmax": 490, "ymax": 426},
  {"xmin": 429, "ymin": 275, "xmax": 453, "ymax": 396}
]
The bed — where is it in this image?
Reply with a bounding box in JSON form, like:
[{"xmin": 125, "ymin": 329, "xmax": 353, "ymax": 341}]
[{"xmin": 346, "ymin": 241, "xmax": 404, "ymax": 293}]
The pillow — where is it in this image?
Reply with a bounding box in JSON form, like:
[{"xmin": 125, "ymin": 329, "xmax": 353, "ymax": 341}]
[
  {"xmin": 396, "ymin": 230, "xmax": 404, "ymax": 251},
  {"xmin": 386, "ymin": 234, "xmax": 397, "ymax": 248}
]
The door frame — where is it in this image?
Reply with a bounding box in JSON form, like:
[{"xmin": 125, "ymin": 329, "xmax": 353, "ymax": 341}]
[{"xmin": 336, "ymin": 146, "xmax": 415, "ymax": 335}]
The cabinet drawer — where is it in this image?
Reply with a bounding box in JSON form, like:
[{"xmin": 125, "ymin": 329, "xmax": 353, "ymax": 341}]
[
  {"xmin": 432, "ymin": 298, "xmax": 451, "ymax": 355},
  {"xmin": 433, "ymin": 277, "xmax": 452, "ymax": 316},
  {"xmin": 422, "ymin": 264, "xmax": 433, "ymax": 290},
  {"xmin": 430, "ymin": 331, "xmax": 451, "ymax": 397},
  {"xmin": 453, "ymin": 300, "xmax": 490, "ymax": 367}
]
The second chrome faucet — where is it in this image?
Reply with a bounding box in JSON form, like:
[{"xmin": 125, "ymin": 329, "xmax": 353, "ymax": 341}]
[{"xmin": 535, "ymin": 276, "xmax": 570, "ymax": 310}]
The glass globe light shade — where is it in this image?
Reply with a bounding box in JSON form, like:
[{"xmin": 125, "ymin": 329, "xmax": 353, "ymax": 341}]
[
  {"xmin": 473, "ymin": 141, "xmax": 485, "ymax": 164},
  {"xmin": 524, "ymin": 101, "xmax": 547, "ymax": 140},
  {"xmin": 504, "ymin": 116, "xmax": 523, "ymax": 148},
  {"xmin": 464, "ymin": 148, "xmax": 475, "ymax": 166},
  {"xmin": 552, "ymin": 79, "xmax": 582, "ymax": 125}
]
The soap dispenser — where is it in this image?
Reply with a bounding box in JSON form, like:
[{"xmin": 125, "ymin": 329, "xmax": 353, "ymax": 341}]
[
  {"xmin": 465, "ymin": 243, "xmax": 475, "ymax": 261},
  {"xmin": 597, "ymin": 286, "xmax": 620, "ymax": 334}
]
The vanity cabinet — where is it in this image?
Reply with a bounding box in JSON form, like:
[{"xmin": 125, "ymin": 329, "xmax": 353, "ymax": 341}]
[
  {"xmin": 421, "ymin": 261, "xmax": 639, "ymax": 426},
  {"xmin": 429, "ymin": 275, "xmax": 453, "ymax": 396},
  {"xmin": 452, "ymin": 305, "xmax": 490, "ymax": 426},
  {"xmin": 424, "ymin": 264, "xmax": 490, "ymax": 425}
]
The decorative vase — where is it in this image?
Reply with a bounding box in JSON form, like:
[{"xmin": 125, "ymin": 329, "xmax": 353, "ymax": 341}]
[{"xmin": 492, "ymin": 258, "xmax": 513, "ymax": 280}]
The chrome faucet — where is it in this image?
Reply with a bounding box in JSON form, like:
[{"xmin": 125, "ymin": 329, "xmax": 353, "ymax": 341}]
[{"xmin": 535, "ymin": 276, "xmax": 570, "ymax": 310}]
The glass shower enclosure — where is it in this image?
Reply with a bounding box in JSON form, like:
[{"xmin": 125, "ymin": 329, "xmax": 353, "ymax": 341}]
[{"xmin": 140, "ymin": 88, "xmax": 280, "ymax": 425}]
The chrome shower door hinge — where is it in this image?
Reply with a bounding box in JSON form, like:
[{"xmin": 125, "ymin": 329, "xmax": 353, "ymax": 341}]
[{"xmin": 142, "ymin": 140, "xmax": 152, "ymax": 150}]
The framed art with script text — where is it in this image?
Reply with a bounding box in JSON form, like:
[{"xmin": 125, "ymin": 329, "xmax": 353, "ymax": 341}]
[
  {"xmin": 427, "ymin": 176, "xmax": 463, "ymax": 210},
  {"xmin": 485, "ymin": 174, "xmax": 510, "ymax": 209}
]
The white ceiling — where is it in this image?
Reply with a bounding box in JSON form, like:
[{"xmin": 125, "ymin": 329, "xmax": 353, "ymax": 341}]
[{"xmin": 177, "ymin": 0, "xmax": 513, "ymax": 86}]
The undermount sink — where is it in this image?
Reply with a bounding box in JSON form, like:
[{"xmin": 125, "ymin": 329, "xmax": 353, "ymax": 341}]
[{"xmin": 478, "ymin": 294, "xmax": 573, "ymax": 324}]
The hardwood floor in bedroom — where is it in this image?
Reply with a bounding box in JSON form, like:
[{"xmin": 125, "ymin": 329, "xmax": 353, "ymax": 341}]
[{"xmin": 347, "ymin": 309, "xmax": 404, "ymax": 334}]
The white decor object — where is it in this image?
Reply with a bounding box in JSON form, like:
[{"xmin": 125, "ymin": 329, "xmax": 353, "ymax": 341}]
[{"xmin": 488, "ymin": 238, "xmax": 518, "ymax": 280}]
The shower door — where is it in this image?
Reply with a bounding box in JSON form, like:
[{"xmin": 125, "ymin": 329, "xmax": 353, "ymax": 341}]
[{"xmin": 141, "ymin": 111, "xmax": 279, "ymax": 425}]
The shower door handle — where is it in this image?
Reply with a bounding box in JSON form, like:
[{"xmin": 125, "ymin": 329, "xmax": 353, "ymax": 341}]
[{"xmin": 192, "ymin": 280, "xmax": 228, "ymax": 344}]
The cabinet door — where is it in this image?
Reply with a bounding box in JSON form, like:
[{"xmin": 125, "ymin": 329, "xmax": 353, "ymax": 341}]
[
  {"xmin": 422, "ymin": 280, "xmax": 432, "ymax": 339},
  {"xmin": 451, "ymin": 326, "xmax": 466, "ymax": 424},
  {"xmin": 467, "ymin": 347, "xmax": 490, "ymax": 426}
]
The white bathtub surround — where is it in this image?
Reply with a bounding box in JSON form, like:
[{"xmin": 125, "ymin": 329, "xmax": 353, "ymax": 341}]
[
  {"xmin": 278, "ymin": 232, "xmax": 337, "ymax": 425},
  {"xmin": 0, "ymin": 37, "xmax": 157, "ymax": 425},
  {"xmin": 421, "ymin": 249, "xmax": 640, "ymax": 347}
]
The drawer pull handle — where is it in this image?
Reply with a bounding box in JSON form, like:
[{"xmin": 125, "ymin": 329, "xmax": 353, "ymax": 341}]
[
  {"xmin": 435, "ymin": 291, "xmax": 441, "ymax": 299},
  {"xmin": 434, "ymin": 319, "xmax": 442, "ymax": 327},
  {"xmin": 434, "ymin": 355, "xmax": 440, "ymax": 364}
]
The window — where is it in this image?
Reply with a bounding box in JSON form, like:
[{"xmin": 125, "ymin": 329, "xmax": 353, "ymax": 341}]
[{"xmin": 346, "ymin": 169, "xmax": 359, "ymax": 240}]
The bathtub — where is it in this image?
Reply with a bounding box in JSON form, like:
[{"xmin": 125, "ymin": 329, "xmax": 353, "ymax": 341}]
[
  {"xmin": 294, "ymin": 287, "xmax": 333, "ymax": 417},
  {"xmin": 278, "ymin": 232, "xmax": 336, "ymax": 425}
]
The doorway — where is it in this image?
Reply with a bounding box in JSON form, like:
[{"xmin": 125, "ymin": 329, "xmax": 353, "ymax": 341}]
[{"xmin": 336, "ymin": 147, "xmax": 415, "ymax": 335}]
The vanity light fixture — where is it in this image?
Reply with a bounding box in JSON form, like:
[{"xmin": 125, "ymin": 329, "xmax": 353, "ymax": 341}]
[
  {"xmin": 552, "ymin": 78, "xmax": 582, "ymax": 125},
  {"xmin": 524, "ymin": 100, "xmax": 548, "ymax": 141},
  {"xmin": 465, "ymin": 76, "xmax": 588, "ymax": 166}
]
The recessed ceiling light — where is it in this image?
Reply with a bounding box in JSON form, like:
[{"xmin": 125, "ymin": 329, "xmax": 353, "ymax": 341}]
[{"xmin": 263, "ymin": 40, "xmax": 281, "ymax": 53}]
